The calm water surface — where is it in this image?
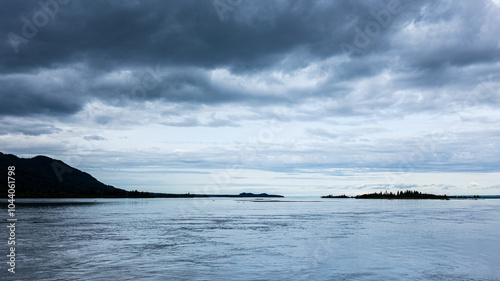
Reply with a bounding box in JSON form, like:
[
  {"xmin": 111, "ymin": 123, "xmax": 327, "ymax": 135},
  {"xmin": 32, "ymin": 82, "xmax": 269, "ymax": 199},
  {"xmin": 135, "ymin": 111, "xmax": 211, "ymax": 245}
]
[{"xmin": 2, "ymin": 198, "xmax": 500, "ymax": 280}]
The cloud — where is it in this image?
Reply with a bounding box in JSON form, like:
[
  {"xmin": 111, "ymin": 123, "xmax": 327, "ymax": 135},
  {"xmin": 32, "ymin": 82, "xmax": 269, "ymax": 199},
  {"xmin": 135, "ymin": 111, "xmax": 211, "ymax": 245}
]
[
  {"xmin": 0, "ymin": 70, "xmax": 84, "ymax": 116},
  {"xmin": 0, "ymin": 121, "xmax": 61, "ymax": 136},
  {"xmin": 306, "ymin": 128, "xmax": 341, "ymax": 140},
  {"xmin": 1, "ymin": 0, "xmax": 499, "ymax": 119},
  {"xmin": 83, "ymin": 135, "xmax": 106, "ymax": 141},
  {"xmin": 161, "ymin": 117, "xmax": 200, "ymax": 127}
]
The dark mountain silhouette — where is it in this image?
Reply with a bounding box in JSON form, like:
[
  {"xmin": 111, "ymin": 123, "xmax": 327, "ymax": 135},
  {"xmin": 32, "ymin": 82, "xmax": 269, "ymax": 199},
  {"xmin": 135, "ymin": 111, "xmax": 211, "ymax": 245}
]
[
  {"xmin": 0, "ymin": 152, "xmax": 284, "ymax": 198},
  {"xmin": 0, "ymin": 152, "xmax": 127, "ymax": 198}
]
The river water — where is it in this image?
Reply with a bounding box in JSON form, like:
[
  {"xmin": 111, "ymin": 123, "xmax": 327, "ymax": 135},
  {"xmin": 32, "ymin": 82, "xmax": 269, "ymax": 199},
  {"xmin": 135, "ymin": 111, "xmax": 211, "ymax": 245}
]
[{"xmin": 2, "ymin": 198, "xmax": 500, "ymax": 280}]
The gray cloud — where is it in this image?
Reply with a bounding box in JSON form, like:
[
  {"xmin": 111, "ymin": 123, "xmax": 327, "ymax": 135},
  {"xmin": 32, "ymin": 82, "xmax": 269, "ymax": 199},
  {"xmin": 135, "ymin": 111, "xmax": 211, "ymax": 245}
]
[
  {"xmin": 0, "ymin": 121, "xmax": 61, "ymax": 136},
  {"xmin": 83, "ymin": 135, "xmax": 106, "ymax": 141},
  {"xmin": 161, "ymin": 117, "xmax": 200, "ymax": 127},
  {"xmin": 1, "ymin": 0, "xmax": 499, "ymax": 118}
]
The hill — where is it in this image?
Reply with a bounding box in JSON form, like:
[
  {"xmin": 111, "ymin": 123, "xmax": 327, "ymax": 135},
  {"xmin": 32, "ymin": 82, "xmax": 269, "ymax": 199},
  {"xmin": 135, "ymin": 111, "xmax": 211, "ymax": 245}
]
[
  {"xmin": 0, "ymin": 152, "xmax": 285, "ymax": 198},
  {"xmin": 0, "ymin": 152, "xmax": 127, "ymax": 198}
]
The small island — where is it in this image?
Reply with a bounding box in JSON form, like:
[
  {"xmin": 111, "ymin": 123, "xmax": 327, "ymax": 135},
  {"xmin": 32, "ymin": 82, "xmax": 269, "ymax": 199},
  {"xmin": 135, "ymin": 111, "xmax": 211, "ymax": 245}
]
[
  {"xmin": 321, "ymin": 194, "xmax": 349, "ymax": 198},
  {"xmin": 234, "ymin": 192, "xmax": 284, "ymax": 198},
  {"xmin": 321, "ymin": 190, "xmax": 454, "ymax": 200},
  {"xmin": 355, "ymin": 190, "xmax": 449, "ymax": 199}
]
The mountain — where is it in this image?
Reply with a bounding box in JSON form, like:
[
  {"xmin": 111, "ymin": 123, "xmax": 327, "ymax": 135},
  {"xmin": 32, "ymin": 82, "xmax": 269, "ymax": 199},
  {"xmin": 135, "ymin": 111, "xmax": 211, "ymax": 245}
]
[
  {"xmin": 0, "ymin": 152, "xmax": 127, "ymax": 198},
  {"xmin": 0, "ymin": 153, "xmax": 285, "ymax": 199}
]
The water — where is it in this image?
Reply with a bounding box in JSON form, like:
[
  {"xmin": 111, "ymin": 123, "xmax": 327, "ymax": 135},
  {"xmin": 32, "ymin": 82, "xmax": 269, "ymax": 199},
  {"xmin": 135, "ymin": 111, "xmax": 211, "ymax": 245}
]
[{"xmin": 2, "ymin": 198, "xmax": 500, "ymax": 280}]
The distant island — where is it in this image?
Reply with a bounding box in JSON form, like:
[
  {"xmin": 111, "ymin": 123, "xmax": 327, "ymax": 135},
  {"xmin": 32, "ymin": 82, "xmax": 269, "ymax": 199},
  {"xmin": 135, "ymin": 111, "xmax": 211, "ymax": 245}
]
[
  {"xmin": 234, "ymin": 192, "xmax": 283, "ymax": 198},
  {"xmin": 0, "ymin": 152, "xmax": 283, "ymax": 198},
  {"xmin": 322, "ymin": 190, "xmax": 496, "ymax": 199},
  {"xmin": 355, "ymin": 190, "xmax": 449, "ymax": 199},
  {"xmin": 321, "ymin": 194, "xmax": 349, "ymax": 198},
  {"xmin": 128, "ymin": 191, "xmax": 284, "ymax": 198}
]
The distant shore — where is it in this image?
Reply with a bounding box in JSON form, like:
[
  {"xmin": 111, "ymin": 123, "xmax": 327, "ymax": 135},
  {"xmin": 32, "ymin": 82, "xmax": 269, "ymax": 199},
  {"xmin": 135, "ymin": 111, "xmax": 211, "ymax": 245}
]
[
  {"xmin": 1, "ymin": 192, "xmax": 285, "ymax": 199},
  {"xmin": 322, "ymin": 191, "xmax": 500, "ymax": 199}
]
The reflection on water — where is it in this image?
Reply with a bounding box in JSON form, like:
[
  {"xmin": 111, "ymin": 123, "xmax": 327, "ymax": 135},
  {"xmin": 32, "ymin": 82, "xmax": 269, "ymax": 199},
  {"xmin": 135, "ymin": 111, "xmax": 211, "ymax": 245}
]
[{"xmin": 3, "ymin": 198, "xmax": 500, "ymax": 280}]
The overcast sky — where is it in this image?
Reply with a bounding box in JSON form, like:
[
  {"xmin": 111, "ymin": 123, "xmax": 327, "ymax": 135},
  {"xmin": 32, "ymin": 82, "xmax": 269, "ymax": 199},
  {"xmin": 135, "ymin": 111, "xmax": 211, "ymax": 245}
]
[{"xmin": 1, "ymin": 0, "xmax": 499, "ymax": 196}]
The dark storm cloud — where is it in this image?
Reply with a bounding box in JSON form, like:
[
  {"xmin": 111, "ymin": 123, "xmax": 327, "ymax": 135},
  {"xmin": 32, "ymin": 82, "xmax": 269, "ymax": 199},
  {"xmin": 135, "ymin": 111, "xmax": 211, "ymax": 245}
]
[
  {"xmin": 0, "ymin": 70, "xmax": 84, "ymax": 116},
  {"xmin": 1, "ymin": 0, "xmax": 408, "ymax": 71},
  {"xmin": 1, "ymin": 0, "xmax": 499, "ymax": 118},
  {"xmin": 396, "ymin": 1, "xmax": 500, "ymax": 70},
  {"xmin": 2, "ymin": 0, "xmax": 438, "ymax": 77},
  {"xmin": 85, "ymin": 66, "xmax": 292, "ymax": 107}
]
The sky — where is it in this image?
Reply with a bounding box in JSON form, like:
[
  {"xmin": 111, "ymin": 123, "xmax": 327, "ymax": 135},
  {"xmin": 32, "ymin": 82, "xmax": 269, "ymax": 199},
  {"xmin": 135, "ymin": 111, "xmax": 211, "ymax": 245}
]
[{"xmin": 1, "ymin": 0, "xmax": 499, "ymax": 196}]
